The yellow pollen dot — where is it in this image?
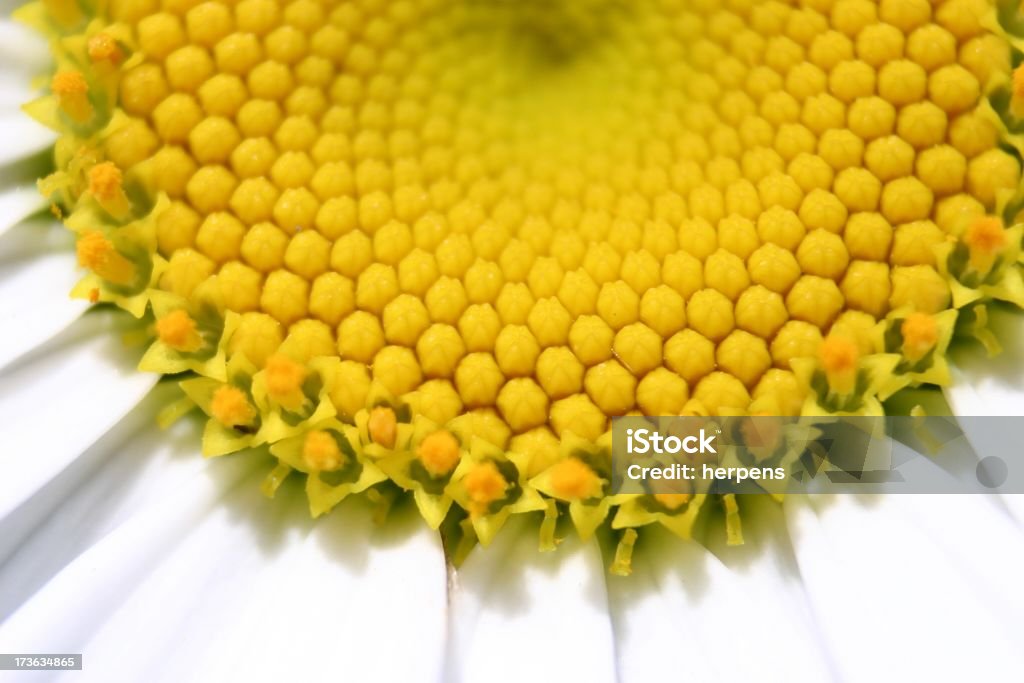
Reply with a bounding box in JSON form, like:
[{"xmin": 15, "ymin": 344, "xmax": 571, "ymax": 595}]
[
  {"xmin": 75, "ymin": 231, "xmax": 134, "ymax": 285},
  {"xmin": 87, "ymin": 162, "xmax": 131, "ymax": 218},
  {"xmin": 463, "ymin": 460, "xmax": 508, "ymax": 515},
  {"xmin": 155, "ymin": 310, "xmax": 202, "ymax": 353},
  {"xmin": 302, "ymin": 430, "xmax": 344, "ymax": 471},
  {"xmin": 820, "ymin": 335, "xmax": 859, "ymax": 395},
  {"xmin": 901, "ymin": 312, "xmax": 939, "ymax": 362},
  {"xmin": 417, "ymin": 430, "xmax": 461, "ymax": 478},
  {"xmin": 51, "ymin": 71, "xmax": 92, "ymax": 122},
  {"xmin": 549, "ymin": 457, "xmax": 602, "ymax": 501},
  {"xmin": 367, "ymin": 405, "xmax": 398, "ymax": 449},
  {"xmin": 210, "ymin": 384, "xmax": 256, "ymax": 429},
  {"xmin": 653, "ymin": 492, "xmax": 692, "ymax": 511},
  {"xmin": 964, "ymin": 216, "xmax": 1007, "ymax": 273},
  {"xmin": 263, "ymin": 354, "xmax": 307, "ymax": 411}
]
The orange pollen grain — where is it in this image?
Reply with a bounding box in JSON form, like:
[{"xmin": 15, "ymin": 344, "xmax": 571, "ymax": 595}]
[
  {"xmin": 155, "ymin": 309, "xmax": 201, "ymax": 352},
  {"xmin": 302, "ymin": 430, "xmax": 344, "ymax": 471},
  {"xmin": 51, "ymin": 70, "xmax": 87, "ymax": 96},
  {"xmin": 549, "ymin": 457, "xmax": 601, "ymax": 500},
  {"xmin": 367, "ymin": 406, "xmax": 398, "ymax": 449},
  {"xmin": 88, "ymin": 162, "xmax": 123, "ymax": 201},
  {"xmin": 210, "ymin": 384, "xmax": 256, "ymax": 428},
  {"xmin": 417, "ymin": 430, "xmax": 460, "ymax": 478},
  {"xmin": 820, "ymin": 335, "xmax": 860, "ymax": 376},
  {"xmin": 901, "ymin": 312, "xmax": 939, "ymax": 360},
  {"xmin": 76, "ymin": 230, "xmax": 135, "ymax": 284},
  {"xmin": 464, "ymin": 460, "xmax": 508, "ymax": 512}
]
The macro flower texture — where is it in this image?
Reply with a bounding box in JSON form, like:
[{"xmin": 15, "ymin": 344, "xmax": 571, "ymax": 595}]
[{"xmin": 1, "ymin": 0, "xmax": 1024, "ymax": 680}]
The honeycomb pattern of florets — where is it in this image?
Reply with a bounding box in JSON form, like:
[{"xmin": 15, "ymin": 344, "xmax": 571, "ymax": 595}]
[{"xmin": 115, "ymin": 0, "xmax": 1009, "ymax": 433}]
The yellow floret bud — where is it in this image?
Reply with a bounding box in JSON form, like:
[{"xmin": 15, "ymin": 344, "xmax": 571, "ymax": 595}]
[
  {"xmin": 799, "ymin": 189, "xmax": 848, "ymax": 234},
  {"xmin": 664, "ymin": 329, "xmax": 716, "ymax": 385},
  {"xmin": 797, "ymin": 229, "xmax": 849, "ymax": 280},
  {"xmin": 735, "ymin": 285, "xmax": 789, "ymax": 339},
  {"xmin": 891, "ymin": 221, "xmax": 944, "ymax": 267},
  {"xmin": 373, "ymin": 346, "xmax": 422, "ymax": 397},
  {"xmin": 771, "ymin": 320, "xmax": 824, "ymax": 370},
  {"xmin": 76, "ymin": 231, "xmax": 135, "ymax": 285},
  {"xmin": 279, "ymin": 319, "xmax": 334, "ymax": 363},
  {"xmin": 967, "ymin": 150, "xmax": 1021, "ymax": 209},
  {"xmin": 261, "ymin": 269, "xmax": 308, "ymax": 326},
  {"xmin": 834, "ymin": 167, "xmax": 881, "ymax": 212},
  {"xmin": 786, "ymin": 276, "xmax": 844, "ymax": 329},
  {"xmin": 585, "ymin": 360, "xmax": 636, "ymax": 415},
  {"xmin": 704, "ymin": 249, "xmax": 750, "ymax": 301},
  {"xmin": 497, "ymin": 378, "xmax": 549, "ymax": 433},
  {"xmin": 463, "ymin": 460, "xmax": 508, "ymax": 516},
  {"xmin": 840, "ymin": 261, "xmax": 891, "ymax": 318},
  {"xmin": 455, "ymin": 353, "xmax": 505, "ymax": 408},
  {"xmin": 747, "ymin": 243, "xmax": 801, "ymax": 294},
  {"xmin": 889, "ymin": 266, "xmax": 950, "ymax": 314},
  {"xmin": 426, "ymin": 276, "xmax": 468, "ymax": 325},
  {"xmin": 336, "ymin": 311, "xmax": 384, "ymax": 363},
  {"xmin": 303, "ymin": 430, "xmax": 345, "ymax": 471},
  {"xmin": 416, "ymin": 324, "xmax": 465, "ymax": 378},
  {"xmin": 687, "ymin": 288, "xmax": 734, "ymax": 342},
  {"xmin": 156, "ymin": 309, "xmax": 203, "ymax": 352},
  {"xmin": 535, "ymin": 347, "xmax": 584, "ymax": 400},
  {"xmin": 928, "ymin": 65, "xmax": 979, "ymax": 116},
  {"xmin": 636, "ymin": 368, "xmax": 689, "ymax": 415},
  {"xmin": 693, "ymin": 372, "xmax": 751, "ymax": 415},
  {"xmin": 418, "ymin": 430, "xmax": 461, "ymax": 478},
  {"xmin": 717, "ymin": 330, "xmax": 772, "ymax": 388},
  {"xmin": 211, "ymin": 384, "xmax": 257, "ymax": 429},
  {"xmin": 367, "ymin": 405, "xmax": 398, "ymax": 449},
  {"xmin": 864, "ymin": 136, "xmax": 915, "ymax": 183}
]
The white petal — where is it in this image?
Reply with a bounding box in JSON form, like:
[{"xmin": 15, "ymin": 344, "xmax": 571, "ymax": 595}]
[
  {"xmin": 786, "ymin": 493, "xmax": 1024, "ymax": 681},
  {"xmin": 0, "ymin": 218, "xmax": 86, "ymax": 369},
  {"xmin": 0, "ymin": 384, "xmax": 219, "ymax": 612},
  {"xmin": 608, "ymin": 501, "xmax": 835, "ymax": 683},
  {"xmin": 945, "ymin": 306, "xmax": 1024, "ymax": 522},
  {"xmin": 0, "ymin": 184, "xmax": 46, "ymax": 238},
  {"xmin": 0, "ymin": 308, "xmax": 157, "ymax": 522},
  {"xmin": 0, "ymin": 19, "xmax": 50, "ymax": 76},
  {"xmin": 0, "ymin": 462, "xmax": 448, "ymax": 683},
  {"xmin": 0, "ymin": 112, "xmax": 55, "ymax": 166},
  {"xmin": 448, "ymin": 518, "xmax": 617, "ymax": 683}
]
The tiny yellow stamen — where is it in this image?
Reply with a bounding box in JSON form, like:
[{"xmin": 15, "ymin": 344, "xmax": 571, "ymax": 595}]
[
  {"xmin": 901, "ymin": 312, "xmax": 939, "ymax": 362},
  {"xmin": 155, "ymin": 310, "xmax": 203, "ymax": 353},
  {"xmin": 417, "ymin": 430, "xmax": 460, "ymax": 478},
  {"xmin": 76, "ymin": 230, "xmax": 134, "ymax": 285},
  {"xmin": 88, "ymin": 162, "xmax": 131, "ymax": 219},
  {"xmin": 302, "ymin": 430, "xmax": 345, "ymax": 471},
  {"xmin": 210, "ymin": 384, "xmax": 256, "ymax": 429},
  {"xmin": 51, "ymin": 71, "xmax": 92, "ymax": 123},
  {"xmin": 549, "ymin": 457, "xmax": 602, "ymax": 500},
  {"xmin": 820, "ymin": 335, "xmax": 860, "ymax": 396},
  {"xmin": 463, "ymin": 460, "xmax": 508, "ymax": 515},
  {"xmin": 87, "ymin": 33, "xmax": 122, "ymax": 64},
  {"xmin": 367, "ymin": 406, "xmax": 398, "ymax": 449},
  {"xmin": 264, "ymin": 354, "xmax": 307, "ymax": 411},
  {"xmin": 964, "ymin": 216, "xmax": 1008, "ymax": 275}
]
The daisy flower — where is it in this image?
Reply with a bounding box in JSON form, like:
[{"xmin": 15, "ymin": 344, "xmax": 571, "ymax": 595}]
[{"xmin": 1, "ymin": 0, "xmax": 1024, "ymax": 680}]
